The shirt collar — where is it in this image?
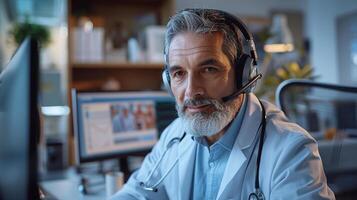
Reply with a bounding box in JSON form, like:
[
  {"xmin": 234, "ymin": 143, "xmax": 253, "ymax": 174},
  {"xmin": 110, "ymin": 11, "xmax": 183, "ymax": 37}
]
[{"xmin": 193, "ymin": 94, "xmax": 248, "ymax": 150}]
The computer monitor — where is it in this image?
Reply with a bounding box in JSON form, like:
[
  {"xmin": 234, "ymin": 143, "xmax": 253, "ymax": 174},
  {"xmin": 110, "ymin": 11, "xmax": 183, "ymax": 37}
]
[
  {"xmin": 336, "ymin": 101, "xmax": 357, "ymax": 130},
  {"xmin": 72, "ymin": 90, "xmax": 177, "ymax": 164},
  {"xmin": 0, "ymin": 38, "xmax": 40, "ymax": 200}
]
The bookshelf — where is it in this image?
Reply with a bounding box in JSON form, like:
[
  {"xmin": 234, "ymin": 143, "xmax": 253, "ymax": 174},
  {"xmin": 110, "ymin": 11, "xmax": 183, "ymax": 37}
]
[
  {"xmin": 72, "ymin": 62, "xmax": 164, "ymax": 69},
  {"xmin": 68, "ymin": 0, "xmax": 173, "ymax": 91},
  {"xmin": 67, "ymin": 0, "xmax": 174, "ymax": 164}
]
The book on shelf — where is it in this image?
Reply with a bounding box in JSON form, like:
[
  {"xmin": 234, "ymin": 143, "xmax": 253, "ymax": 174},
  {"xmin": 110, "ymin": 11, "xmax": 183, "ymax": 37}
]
[{"xmin": 72, "ymin": 27, "xmax": 104, "ymax": 63}]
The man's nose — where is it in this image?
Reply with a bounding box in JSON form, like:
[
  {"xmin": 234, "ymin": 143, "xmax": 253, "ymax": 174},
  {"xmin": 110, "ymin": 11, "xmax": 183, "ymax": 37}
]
[{"xmin": 184, "ymin": 73, "xmax": 204, "ymax": 99}]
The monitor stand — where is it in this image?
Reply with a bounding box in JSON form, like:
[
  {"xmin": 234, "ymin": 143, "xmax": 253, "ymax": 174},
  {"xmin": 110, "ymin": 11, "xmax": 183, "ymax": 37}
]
[{"xmin": 118, "ymin": 157, "xmax": 129, "ymax": 181}]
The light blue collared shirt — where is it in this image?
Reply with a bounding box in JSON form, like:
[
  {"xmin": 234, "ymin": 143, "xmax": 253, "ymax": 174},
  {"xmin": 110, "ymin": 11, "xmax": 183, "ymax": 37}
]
[{"xmin": 191, "ymin": 95, "xmax": 247, "ymax": 200}]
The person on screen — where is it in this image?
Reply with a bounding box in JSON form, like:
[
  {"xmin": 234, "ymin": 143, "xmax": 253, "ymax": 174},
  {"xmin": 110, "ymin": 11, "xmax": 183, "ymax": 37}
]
[
  {"xmin": 120, "ymin": 107, "xmax": 136, "ymax": 132},
  {"xmin": 144, "ymin": 105, "xmax": 156, "ymax": 129},
  {"xmin": 134, "ymin": 104, "xmax": 147, "ymax": 130},
  {"xmin": 111, "ymin": 107, "xmax": 124, "ymax": 133},
  {"xmin": 110, "ymin": 9, "xmax": 335, "ymax": 200}
]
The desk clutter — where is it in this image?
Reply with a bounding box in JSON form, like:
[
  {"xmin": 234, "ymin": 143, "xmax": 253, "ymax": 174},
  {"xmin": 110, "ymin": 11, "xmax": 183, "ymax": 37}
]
[{"xmin": 40, "ymin": 159, "xmax": 139, "ymax": 200}]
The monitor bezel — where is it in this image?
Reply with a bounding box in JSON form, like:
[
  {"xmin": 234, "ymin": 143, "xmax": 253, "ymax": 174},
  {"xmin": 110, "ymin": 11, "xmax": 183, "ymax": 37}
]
[
  {"xmin": 28, "ymin": 37, "xmax": 40, "ymax": 200},
  {"xmin": 71, "ymin": 89, "xmax": 173, "ymax": 164}
]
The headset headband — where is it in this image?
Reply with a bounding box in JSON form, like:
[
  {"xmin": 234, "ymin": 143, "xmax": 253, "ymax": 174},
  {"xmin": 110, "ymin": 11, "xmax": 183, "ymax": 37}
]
[{"xmin": 180, "ymin": 8, "xmax": 258, "ymax": 65}]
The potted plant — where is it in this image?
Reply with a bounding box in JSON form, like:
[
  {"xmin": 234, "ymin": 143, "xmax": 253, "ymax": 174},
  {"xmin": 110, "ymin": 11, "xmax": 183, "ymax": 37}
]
[
  {"xmin": 256, "ymin": 62, "xmax": 317, "ymax": 102},
  {"xmin": 9, "ymin": 19, "xmax": 50, "ymax": 48}
]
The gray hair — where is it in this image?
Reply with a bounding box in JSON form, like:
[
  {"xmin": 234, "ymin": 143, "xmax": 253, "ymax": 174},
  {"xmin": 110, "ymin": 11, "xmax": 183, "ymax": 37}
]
[{"xmin": 164, "ymin": 9, "xmax": 243, "ymax": 66}]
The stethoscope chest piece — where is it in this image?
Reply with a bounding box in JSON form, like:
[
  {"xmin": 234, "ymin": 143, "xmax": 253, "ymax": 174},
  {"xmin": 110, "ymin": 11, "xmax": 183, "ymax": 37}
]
[
  {"xmin": 139, "ymin": 181, "xmax": 158, "ymax": 192},
  {"xmin": 248, "ymin": 188, "xmax": 265, "ymax": 200}
]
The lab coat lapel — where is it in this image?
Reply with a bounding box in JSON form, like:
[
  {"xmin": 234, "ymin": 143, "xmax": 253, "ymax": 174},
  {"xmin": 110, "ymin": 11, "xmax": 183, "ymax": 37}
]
[
  {"xmin": 216, "ymin": 94, "xmax": 263, "ymax": 200},
  {"xmin": 178, "ymin": 133, "xmax": 196, "ymax": 200}
]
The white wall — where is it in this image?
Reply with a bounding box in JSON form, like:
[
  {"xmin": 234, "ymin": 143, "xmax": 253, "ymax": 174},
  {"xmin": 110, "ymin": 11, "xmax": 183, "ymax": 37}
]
[
  {"xmin": 306, "ymin": 0, "xmax": 357, "ymax": 84},
  {"xmin": 46, "ymin": 26, "xmax": 68, "ymax": 101},
  {"xmin": 176, "ymin": 0, "xmax": 357, "ymax": 84},
  {"xmin": 175, "ymin": 0, "xmax": 304, "ymax": 17}
]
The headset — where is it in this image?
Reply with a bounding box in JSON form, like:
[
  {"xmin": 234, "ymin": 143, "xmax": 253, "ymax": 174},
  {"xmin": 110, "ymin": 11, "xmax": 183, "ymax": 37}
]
[
  {"xmin": 159, "ymin": 9, "xmax": 265, "ymax": 200},
  {"xmin": 162, "ymin": 8, "xmax": 262, "ymax": 103}
]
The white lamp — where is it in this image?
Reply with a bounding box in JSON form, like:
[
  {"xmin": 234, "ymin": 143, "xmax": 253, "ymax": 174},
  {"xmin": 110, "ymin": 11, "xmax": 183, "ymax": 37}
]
[{"xmin": 264, "ymin": 14, "xmax": 294, "ymax": 53}]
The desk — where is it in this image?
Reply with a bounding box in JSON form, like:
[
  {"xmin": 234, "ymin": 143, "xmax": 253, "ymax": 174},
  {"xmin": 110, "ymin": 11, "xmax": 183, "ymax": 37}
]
[
  {"xmin": 316, "ymin": 137, "xmax": 357, "ymax": 173},
  {"xmin": 314, "ymin": 137, "xmax": 357, "ymax": 198},
  {"xmin": 40, "ymin": 168, "xmax": 107, "ymax": 200}
]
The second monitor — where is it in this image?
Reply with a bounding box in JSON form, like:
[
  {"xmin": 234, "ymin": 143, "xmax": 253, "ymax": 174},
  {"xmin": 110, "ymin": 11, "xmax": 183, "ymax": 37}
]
[{"xmin": 72, "ymin": 90, "xmax": 177, "ymax": 164}]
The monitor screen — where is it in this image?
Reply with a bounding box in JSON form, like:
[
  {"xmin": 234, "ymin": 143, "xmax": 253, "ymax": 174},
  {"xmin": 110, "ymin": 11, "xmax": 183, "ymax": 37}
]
[
  {"xmin": 72, "ymin": 90, "xmax": 177, "ymax": 163},
  {"xmin": 0, "ymin": 38, "xmax": 39, "ymax": 200}
]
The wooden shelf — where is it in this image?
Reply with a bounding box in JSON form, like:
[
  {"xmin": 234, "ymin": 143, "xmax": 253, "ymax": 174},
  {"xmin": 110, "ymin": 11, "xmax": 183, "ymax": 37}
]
[
  {"xmin": 74, "ymin": 0, "xmax": 165, "ymax": 5},
  {"xmin": 67, "ymin": 0, "xmax": 174, "ymax": 165},
  {"xmin": 71, "ymin": 62, "xmax": 165, "ymax": 69}
]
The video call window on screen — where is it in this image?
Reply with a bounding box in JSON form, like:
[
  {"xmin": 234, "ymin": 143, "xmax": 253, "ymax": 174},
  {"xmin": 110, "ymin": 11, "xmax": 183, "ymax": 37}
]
[
  {"xmin": 72, "ymin": 91, "xmax": 177, "ymax": 163},
  {"xmin": 110, "ymin": 101, "xmax": 156, "ymax": 134}
]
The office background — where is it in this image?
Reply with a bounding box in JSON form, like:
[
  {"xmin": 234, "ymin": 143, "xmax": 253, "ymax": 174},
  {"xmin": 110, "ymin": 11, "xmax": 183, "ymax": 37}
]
[{"xmin": 0, "ymin": 0, "xmax": 357, "ymax": 199}]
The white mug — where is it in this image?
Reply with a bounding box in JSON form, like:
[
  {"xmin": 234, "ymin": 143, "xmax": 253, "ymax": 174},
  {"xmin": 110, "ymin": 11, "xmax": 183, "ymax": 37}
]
[{"xmin": 105, "ymin": 171, "xmax": 124, "ymax": 197}]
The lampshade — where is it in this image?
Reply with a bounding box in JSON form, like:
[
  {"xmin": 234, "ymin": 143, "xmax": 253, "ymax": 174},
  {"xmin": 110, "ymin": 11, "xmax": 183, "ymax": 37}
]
[{"xmin": 264, "ymin": 14, "xmax": 294, "ymax": 53}]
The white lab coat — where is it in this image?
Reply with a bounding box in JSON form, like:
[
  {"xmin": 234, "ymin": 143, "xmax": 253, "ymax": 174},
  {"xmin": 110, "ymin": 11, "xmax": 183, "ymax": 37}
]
[{"xmin": 110, "ymin": 94, "xmax": 335, "ymax": 200}]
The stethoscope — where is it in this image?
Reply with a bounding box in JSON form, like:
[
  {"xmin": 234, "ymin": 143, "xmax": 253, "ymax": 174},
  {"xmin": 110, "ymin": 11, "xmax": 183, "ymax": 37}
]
[
  {"xmin": 139, "ymin": 132, "xmax": 187, "ymax": 192},
  {"xmin": 248, "ymin": 100, "xmax": 266, "ymax": 200},
  {"xmin": 139, "ymin": 100, "xmax": 267, "ymax": 200}
]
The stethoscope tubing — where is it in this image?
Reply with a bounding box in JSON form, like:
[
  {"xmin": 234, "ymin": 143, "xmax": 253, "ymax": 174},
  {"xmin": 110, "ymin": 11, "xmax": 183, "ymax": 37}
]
[
  {"xmin": 139, "ymin": 132, "xmax": 186, "ymax": 191},
  {"xmin": 251, "ymin": 100, "xmax": 266, "ymax": 200},
  {"xmin": 139, "ymin": 100, "xmax": 266, "ymax": 200}
]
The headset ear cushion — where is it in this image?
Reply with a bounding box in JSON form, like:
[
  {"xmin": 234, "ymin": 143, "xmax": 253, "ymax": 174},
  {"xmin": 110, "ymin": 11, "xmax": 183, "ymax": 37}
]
[
  {"xmin": 162, "ymin": 67, "xmax": 173, "ymax": 96},
  {"xmin": 235, "ymin": 54, "xmax": 249, "ymax": 89},
  {"xmin": 236, "ymin": 54, "xmax": 257, "ymax": 93},
  {"xmin": 242, "ymin": 56, "xmax": 257, "ymax": 93}
]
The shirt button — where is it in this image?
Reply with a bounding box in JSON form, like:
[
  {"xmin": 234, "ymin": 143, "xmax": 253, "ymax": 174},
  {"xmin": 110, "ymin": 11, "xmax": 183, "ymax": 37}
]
[{"xmin": 209, "ymin": 162, "xmax": 215, "ymax": 168}]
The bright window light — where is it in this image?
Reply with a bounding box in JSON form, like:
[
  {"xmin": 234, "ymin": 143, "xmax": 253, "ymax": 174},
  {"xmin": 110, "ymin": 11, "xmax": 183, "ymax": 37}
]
[{"xmin": 41, "ymin": 106, "xmax": 70, "ymax": 116}]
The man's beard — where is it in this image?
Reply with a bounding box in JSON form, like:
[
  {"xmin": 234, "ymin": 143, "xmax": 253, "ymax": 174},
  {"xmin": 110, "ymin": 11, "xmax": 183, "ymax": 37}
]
[{"xmin": 176, "ymin": 96, "xmax": 240, "ymax": 137}]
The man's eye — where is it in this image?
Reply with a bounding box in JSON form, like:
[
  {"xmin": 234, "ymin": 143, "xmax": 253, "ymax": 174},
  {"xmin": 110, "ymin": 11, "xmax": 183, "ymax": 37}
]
[
  {"xmin": 203, "ymin": 66, "xmax": 218, "ymax": 73},
  {"xmin": 172, "ymin": 70, "xmax": 185, "ymax": 78}
]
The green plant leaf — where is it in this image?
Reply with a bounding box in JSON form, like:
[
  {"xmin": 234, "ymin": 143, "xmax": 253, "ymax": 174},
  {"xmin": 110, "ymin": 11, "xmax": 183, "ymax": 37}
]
[{"xmin": 9, "ymin": 20, "xmax": 50, "ymax": 48}]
